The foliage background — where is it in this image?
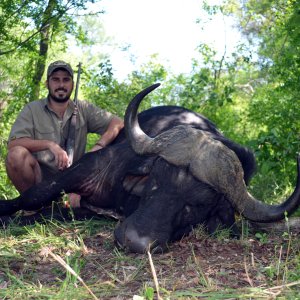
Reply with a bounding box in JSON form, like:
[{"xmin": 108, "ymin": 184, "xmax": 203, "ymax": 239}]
[
  {"xmin": 0, "ymin": 1, "xmax": 300, "ymax": 299},
  {"xmin": 0, "ymin": 0, "xmax": 299, "ymax": 203}
]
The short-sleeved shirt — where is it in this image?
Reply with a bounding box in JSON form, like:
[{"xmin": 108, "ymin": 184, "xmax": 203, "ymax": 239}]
[{"xmin": 8, "ymin": 98, "xmax": 114, "ymax": 172}]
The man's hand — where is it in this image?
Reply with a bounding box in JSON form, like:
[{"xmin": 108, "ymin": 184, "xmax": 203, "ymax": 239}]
[
  {"xmin": 64, "ymin": 193, "xmax": 81, "ymax": 208},
  {"xmin": 48, "ymin": 142, "xmax": 69, "ymax": 170},
  {"xmin": 8, "ymin": 138, "xmax": 70, "ymax": 171}
]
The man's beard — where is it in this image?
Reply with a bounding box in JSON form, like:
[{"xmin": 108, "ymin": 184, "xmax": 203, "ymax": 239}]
[{"xmin": 49, "ymin": 89, "xmax": 72, "ymax": 103}]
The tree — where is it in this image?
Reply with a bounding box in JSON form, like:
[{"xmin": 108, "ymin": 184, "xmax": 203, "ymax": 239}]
[
  {"xmin": 0, "ymin": 0, "xmax": 104, "ymax": 100},
  {"xmin": 232, "ymin": 0, "xmax": 300, "ymax": 175},
  {"xmin": 0, "ymin": 0, "xmax": 105, "ymax": 198}
]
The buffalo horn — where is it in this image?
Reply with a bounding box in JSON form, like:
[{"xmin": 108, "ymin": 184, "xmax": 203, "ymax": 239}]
[{"xmin": 125, "ymin": 84, "xmax": 300, "ymax": 222}]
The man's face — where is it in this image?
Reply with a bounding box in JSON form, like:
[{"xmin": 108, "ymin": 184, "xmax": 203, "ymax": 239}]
[{"xmin": 47, "ymin": 70, "xmax": 74, "ymax": 103}]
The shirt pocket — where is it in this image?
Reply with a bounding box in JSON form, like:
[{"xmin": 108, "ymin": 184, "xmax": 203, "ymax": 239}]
[{"xmin": 35, "ymin": 125, "xmax": 57, "ymax": 143}]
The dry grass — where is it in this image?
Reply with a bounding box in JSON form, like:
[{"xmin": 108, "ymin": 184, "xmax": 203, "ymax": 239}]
[{"xmin": 1, "ymin": 217, "xmax": 300, "ymax": 299}]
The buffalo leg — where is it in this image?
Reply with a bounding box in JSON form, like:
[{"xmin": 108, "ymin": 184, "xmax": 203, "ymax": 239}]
[{"xmin": 0, "ymin": 152, "xmax": 103, "ymax": 216}]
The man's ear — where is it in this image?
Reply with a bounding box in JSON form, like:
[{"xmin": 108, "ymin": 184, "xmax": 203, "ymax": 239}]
[{"xmin": 45, "ymin": 80, "xmax": 49, "ymax": 89}]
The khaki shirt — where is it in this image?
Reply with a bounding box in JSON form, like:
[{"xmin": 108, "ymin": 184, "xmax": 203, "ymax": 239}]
[{"xmin": 9, "ymin": 98, "xmax": 114, "ymax": 172}]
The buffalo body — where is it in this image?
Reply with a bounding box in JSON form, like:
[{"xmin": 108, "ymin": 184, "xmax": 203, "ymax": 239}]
[{"xmin": 1, "ymin": 89, "xmax": 285, "ymax": 253}]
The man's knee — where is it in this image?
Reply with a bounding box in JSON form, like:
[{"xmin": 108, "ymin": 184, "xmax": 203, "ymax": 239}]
[
  {"xmin": 6, "ymin": 146, "xmax": 37, "ymax": 171},
  {"xmin": 6, "ymin": 146, "xmax": 42, "ymax": 192}
]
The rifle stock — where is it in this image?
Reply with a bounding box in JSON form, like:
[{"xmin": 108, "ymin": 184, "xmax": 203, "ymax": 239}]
[{"xmin": 66, "ymin": 62, "xmax": 82, "ymax": 166}]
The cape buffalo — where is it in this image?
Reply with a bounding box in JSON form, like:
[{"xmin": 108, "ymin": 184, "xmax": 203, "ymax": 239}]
[{"xmin": 1, "ymin": 83, "xmax": 300, "ymax": 253}]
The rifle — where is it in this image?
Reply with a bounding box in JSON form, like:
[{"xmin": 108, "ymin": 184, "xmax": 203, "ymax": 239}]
[{"xmin": 66, "ymin": 62, "xmax": 82, "ymax": 166}]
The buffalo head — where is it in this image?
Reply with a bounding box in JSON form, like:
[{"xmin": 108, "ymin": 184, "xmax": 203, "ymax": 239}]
[{"xmin": 114, "ymin": 83, "xmax": 300, "ymax": 253}]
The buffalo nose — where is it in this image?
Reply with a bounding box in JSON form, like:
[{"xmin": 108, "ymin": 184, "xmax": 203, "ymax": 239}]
[{"xmin": 114, "ymin": 224, "xmax": 165, "ymax": 254}]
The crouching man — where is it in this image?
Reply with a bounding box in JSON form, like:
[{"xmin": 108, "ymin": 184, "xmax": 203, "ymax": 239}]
[{"xmin": 6, "ymin": 60, "xmax": 124, "ymax": 207}]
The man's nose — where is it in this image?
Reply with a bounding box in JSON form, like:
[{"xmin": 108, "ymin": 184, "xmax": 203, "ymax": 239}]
[{"xmin": 58, "ymin": 80, "xmax": 65, "ymax": 87}]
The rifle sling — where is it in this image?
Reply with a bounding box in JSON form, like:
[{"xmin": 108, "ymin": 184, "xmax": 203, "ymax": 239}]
[{"xmin": 65, "ymin": 105, "xmax": 78, "ymax": 166}]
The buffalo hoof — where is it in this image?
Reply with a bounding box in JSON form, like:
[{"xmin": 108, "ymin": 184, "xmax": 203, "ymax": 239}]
[{"xmin": 114, "ymin": 223, "xmax": 166, "ymax": 254}]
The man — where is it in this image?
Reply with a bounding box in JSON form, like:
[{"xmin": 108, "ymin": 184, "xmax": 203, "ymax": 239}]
[{"xmin": 6, "ymin": 60, "xmax": 124, "ymax": 206}]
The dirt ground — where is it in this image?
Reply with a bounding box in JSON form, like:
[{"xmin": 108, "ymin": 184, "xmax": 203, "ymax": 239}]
[{"xmin": 5, "ymin": 219, "xmax": 300, "ymax": 299}]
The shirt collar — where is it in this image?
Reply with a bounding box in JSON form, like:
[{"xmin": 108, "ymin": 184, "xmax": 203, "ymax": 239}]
[
  {"xmin": 44, "ymin": 97, "xmax": 75, "ymax": 110},
  {"xmin": 43, "ymin": 97, "xmax": 76, "ymax": 120}
]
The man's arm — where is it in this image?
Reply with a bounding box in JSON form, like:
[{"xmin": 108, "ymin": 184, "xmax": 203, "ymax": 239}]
[
  {"xmin": 8, "ymin": 137, "xmax": 69, "ymax": 170},
  {"xmin": 90, "ymin": 116, "xmax": 124, "ymax": 151}
]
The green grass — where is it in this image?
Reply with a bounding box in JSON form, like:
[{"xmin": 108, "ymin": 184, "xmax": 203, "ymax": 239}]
[{"xmin": 1, "ymin": 216, "xmax": 300, "ymax": 299}]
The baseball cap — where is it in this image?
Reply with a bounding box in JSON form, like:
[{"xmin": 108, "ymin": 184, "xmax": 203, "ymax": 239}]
[{"xmin": 47, "ymin": 60, "xmax": 74, "ymax": 78}]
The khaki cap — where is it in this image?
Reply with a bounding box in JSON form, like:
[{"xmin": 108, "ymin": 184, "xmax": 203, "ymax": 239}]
[{"xmin": 47, "ymin": 60, "xmax": 73, "ymax": 78}]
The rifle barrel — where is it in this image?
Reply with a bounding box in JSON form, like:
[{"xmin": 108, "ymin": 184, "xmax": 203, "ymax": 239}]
[
  {"xmin": 66, "ymin": 62, "xmax": 82, "ymax": 166},
  {"xmin": 73, "ymin": 62, "xmax": 82, "ymax": 104}
]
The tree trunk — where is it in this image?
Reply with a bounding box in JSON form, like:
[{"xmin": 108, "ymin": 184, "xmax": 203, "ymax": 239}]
[{"xmin": 32, "ymin": 0, "xmax": 57, "ymax": 100}]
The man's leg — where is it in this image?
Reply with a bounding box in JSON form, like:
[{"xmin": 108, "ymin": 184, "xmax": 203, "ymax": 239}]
[
  {"xmin": 6, "ymin": 146, "xmax": 81, "ymax": 207},
  {"xmin": 5, "ymin": 146, "xmax": 42, "ymax": 193}
]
